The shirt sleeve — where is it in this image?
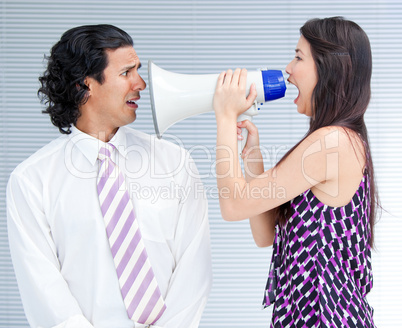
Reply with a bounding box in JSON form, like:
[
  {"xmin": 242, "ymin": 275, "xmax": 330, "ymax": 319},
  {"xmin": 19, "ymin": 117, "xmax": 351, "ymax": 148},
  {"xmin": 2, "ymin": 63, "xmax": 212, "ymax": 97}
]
[
  {"xmin": 156, "ymin": 151, "xmax": 212, "ymax": 328},
  {"xmin": 6, "ymin": 172, "xmax": 94, "ymax": 328}
]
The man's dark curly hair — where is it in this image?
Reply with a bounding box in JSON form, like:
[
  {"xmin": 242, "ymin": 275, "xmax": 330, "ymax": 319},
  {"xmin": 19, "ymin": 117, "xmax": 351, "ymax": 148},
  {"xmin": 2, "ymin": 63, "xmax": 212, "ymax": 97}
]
[{"xmin": 38, "ymin": 24, "xmax": 133, "ymax": 134}]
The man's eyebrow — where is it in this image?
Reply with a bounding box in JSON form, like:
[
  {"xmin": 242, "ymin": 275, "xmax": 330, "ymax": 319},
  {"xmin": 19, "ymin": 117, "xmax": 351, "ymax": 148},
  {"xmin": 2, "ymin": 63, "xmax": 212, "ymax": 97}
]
[{"xmin": 121, "ymin": 62, "xmax": 142, "ymax": 71}]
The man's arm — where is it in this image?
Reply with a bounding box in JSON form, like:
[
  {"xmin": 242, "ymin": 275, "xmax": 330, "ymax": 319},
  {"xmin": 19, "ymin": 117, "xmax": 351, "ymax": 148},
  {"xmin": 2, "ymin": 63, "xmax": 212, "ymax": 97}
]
[
  {"xmin": 157, "ymin": 153, "xmax": 212, "ymax": 328},
  {"xmin": 7, "ymin": 173, "xmax": 93, "ymax": 328}
]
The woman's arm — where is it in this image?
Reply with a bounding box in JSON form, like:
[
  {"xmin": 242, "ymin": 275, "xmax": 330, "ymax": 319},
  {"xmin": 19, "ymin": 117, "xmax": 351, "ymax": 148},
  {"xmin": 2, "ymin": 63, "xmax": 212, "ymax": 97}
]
[
  {"xmin": 238, "ymin": 120, "xmax": 276, "ymax": 247},
  {"xmin": 213, "ymin": 69, "xmax": 338, "ymax": 221},
  {"xmin": 213, "ymin": 68, "xmax": 366, "ymax": 248}
]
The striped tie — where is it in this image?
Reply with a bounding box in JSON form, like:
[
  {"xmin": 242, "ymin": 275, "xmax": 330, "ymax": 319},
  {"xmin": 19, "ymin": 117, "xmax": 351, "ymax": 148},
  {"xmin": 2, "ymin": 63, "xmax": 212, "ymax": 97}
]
[{"xmin": 97, "ymin": 144, "xmax": 166, "ymax": 324}]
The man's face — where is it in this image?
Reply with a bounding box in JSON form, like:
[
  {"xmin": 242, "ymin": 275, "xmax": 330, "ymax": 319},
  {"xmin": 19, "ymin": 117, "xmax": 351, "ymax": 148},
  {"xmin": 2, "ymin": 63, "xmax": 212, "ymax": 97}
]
[{"xmin": 83, "ymin": 46, "xmax": 146, "ymax": 135}]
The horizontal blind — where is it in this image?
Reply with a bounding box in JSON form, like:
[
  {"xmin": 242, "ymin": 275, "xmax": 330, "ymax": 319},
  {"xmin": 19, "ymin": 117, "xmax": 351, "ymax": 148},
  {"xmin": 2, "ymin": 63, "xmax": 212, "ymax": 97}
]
[{"xmin": 1, "ymin": 0, "xmax": 401, "ymax": 327}]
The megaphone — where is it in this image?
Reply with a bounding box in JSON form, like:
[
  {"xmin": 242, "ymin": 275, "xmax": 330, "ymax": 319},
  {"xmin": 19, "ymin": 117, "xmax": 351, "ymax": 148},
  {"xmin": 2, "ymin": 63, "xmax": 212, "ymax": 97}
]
[{"xmin": 148, "ymin": 60, "xmax": 286, "ymax": 154}]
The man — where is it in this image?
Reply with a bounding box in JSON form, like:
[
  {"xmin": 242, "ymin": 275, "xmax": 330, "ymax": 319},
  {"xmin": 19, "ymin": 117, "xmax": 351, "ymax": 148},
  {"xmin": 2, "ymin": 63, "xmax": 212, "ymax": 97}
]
[{"xmin": 7, "ymin": 24, "xmax": 212, "ymax": 328}]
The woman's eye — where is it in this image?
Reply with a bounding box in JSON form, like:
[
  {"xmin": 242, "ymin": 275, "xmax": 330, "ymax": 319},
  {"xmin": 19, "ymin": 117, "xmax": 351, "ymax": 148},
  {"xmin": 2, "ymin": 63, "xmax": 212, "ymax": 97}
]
[{"xmin": 295, "ymin": 56, "xmax": 302, "ymax": 61}]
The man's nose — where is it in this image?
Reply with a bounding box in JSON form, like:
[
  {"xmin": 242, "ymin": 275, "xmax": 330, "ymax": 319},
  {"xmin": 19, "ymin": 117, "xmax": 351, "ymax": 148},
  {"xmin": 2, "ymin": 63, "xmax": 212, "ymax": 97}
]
[{"xmin": 132, "ymin": 74, "xmax": 146, "ymax": 91}]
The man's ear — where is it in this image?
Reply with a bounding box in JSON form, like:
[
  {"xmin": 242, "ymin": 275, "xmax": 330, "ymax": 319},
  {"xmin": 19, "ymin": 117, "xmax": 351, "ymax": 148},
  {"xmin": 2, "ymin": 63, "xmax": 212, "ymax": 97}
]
[
  {"xmin": 83, "ymin": 77, "xmax": 96, "ymax": 97},
  {"xmin": 75, "ymin": 77, "xmax": 91, "ymax": 94}
]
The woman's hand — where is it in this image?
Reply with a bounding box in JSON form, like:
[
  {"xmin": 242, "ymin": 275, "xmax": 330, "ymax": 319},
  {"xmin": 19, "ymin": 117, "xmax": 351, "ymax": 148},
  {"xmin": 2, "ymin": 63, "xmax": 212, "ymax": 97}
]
[
  {"xmin": 237, "ymin": 119, "xmax": 261, "ymax": 160},
  {"xmin": 213, "ymin": 68, "xmax": 257, "ymax": 120}
]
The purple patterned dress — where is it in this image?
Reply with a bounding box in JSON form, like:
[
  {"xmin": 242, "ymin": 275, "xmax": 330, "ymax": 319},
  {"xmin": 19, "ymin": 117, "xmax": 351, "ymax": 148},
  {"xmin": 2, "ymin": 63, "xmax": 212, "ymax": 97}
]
[{"xmin": 263, "ymin": 174, "xmax": 375, "ymax": 327}]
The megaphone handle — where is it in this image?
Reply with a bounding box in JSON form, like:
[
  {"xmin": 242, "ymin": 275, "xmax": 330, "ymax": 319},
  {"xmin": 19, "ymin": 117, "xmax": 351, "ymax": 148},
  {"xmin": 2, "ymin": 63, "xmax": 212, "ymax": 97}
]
[{"xmin": 237, "ymin": 113, "xmax": 252, "ymax": 156}]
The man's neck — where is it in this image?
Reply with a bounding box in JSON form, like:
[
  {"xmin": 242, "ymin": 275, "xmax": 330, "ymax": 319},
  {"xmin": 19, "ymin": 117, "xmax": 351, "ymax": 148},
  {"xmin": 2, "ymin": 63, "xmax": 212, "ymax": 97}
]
[
  {"xmin": 75, "ymin": 123, "xmax": 118, "ymax": 142},
  {"xmin": 75, "ymin": 119, "xmax": 118, "ymax": 142}
]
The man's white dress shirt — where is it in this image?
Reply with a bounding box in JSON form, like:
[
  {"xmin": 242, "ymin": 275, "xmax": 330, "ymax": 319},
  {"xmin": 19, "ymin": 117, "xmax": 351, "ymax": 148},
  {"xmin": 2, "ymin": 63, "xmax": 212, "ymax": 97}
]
[{"xmin": 7, "ymin": 126, "xmax": 212, "ymax": 328}]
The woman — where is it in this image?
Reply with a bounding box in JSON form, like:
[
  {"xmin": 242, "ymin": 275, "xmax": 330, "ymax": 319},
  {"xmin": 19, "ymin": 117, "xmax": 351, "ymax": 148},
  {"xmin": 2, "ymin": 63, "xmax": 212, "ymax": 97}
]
[{"xmin": 213, "ymin": 17, "xmax": 378, "ymax": 327}]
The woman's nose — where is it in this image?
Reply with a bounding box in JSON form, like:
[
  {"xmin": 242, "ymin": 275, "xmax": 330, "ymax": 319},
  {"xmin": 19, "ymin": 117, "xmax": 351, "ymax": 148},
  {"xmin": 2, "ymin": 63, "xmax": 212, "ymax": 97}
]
[{"xmin": 285, "ymin": 62, "xmax": 292, "ymax": 75}]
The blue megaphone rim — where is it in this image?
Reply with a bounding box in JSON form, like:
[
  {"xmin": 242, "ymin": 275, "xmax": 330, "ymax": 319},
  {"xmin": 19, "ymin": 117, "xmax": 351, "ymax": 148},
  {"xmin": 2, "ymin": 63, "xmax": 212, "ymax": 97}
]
[{"xmin": 261, "ymin": 70, "xmax": 286, "ymax": 102}]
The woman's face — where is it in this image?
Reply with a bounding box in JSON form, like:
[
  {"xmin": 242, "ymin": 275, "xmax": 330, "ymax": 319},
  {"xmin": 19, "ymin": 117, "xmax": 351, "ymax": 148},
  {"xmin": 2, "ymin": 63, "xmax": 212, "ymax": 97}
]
[{"xmin": 285, "ymin": 35, "xmax": 318, "ymax": 117}]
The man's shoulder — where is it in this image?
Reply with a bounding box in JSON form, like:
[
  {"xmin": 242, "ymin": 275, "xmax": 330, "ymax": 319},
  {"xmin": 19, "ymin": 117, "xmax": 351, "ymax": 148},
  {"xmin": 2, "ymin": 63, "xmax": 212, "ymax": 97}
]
[
  {"xmin": 11, "ymin": 135, "xmax": 68, "ymax": 176},
  {"xmin": 122, "ymin": 126, "xmax": 195, "ymax": 178},
  {"xmin": 123, "ymin": 126, "xmax": 187, "ymax": 156}
]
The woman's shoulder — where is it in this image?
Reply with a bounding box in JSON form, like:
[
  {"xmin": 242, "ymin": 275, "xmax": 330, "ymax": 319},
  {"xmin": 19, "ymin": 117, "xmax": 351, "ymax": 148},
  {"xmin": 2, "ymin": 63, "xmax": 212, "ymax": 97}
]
[
  {"xmin": 305, "ymin": 126, "xmax": 364, "ymax": 154},
  {"xmin": 307, "ymin": 125, "xmax": 358, "ymax": 139},
  {"xmin": 307, "ymin": 126, "xmax": 366, "ymax": 207}
]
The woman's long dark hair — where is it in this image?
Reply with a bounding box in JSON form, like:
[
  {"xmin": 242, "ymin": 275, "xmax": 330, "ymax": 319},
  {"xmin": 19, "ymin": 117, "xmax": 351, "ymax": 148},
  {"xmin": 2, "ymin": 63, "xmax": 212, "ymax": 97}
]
[
  {"xmin": 38, "ymin": 24, "xmax": 133, "ymax": 134},
  {"xmin": 274, "ymin": 17, "xmax": 379, "ymax": 246}
]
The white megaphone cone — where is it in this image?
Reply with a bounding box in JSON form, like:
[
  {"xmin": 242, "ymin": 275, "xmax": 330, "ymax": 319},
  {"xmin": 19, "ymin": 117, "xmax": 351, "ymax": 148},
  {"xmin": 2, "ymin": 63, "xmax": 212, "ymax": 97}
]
[{"xmin": 148, "ymin": 60, "xmax": 286, "ymax": 155}]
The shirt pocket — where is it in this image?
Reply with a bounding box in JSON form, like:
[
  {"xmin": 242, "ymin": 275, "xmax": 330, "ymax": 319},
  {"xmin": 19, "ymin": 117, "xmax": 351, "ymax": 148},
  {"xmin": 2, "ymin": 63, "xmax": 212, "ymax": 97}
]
[{"xmin": 136, "ymin": 200, "xmax": 179, "ymax": 243}]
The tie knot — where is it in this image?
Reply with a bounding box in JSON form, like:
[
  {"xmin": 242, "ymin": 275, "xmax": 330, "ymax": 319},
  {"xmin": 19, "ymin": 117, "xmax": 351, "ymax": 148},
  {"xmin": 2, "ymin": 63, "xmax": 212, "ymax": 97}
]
[{"xmin": 98, "ymin": 143, "xmax": 115, "ymax": 162}]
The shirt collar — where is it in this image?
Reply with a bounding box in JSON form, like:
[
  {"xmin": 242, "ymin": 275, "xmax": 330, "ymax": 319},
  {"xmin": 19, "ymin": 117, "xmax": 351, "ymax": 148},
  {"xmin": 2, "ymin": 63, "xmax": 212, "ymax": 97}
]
[{"xmin": 68, "ymin": 126, "xmax": 128, "ymax": 166}]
